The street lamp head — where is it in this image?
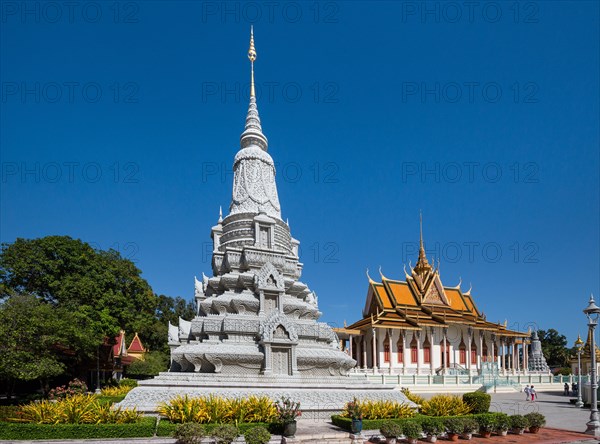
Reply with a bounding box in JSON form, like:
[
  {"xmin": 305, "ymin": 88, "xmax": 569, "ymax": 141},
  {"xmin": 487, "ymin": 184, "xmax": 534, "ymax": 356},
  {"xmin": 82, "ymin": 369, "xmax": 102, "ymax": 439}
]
[{"xmin": 584, "ymin": 294, "xmax": 600, "ymax": 321}]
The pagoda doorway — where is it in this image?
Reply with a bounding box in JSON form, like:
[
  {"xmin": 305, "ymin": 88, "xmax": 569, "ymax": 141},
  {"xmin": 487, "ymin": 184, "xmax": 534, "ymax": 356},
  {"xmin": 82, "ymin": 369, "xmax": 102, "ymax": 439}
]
[{"xmin": 272, "ymin": 347, "xmax": 291, "ymax": 375}]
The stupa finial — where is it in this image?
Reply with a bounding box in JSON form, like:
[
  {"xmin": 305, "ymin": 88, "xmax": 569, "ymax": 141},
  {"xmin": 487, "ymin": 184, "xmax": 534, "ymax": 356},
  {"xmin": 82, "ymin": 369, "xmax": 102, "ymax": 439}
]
[
  {"xmin": 240, "ymin": 26, "xmax": 268, "ymax": 151},
  {"xmin": 248, "ymin": 26, "xmax": 257, "ymax": 97}
]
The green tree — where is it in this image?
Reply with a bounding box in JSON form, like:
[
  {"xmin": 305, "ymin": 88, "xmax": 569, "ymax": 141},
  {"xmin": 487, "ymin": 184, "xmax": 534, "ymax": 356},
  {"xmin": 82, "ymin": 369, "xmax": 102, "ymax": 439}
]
[
  {"xmin": 133, "ymin": 295, "xmax": 195, "ymax": 354},
  {"xmin": 126, "ymin": 351, "xmax": 169, "ymax": 377},
  {"xmin": 0, "ymin": 293, "xmax": 98, "ymax": 397},
  {"xmin": 538, "ymin": 329, "xmax": 569, "ymax": 367},
  {"xmin": 0, "ymin": 235, "xmax": 197, "ymax": 390},
  {"xmin": 0, "ymin": 236, "xmax": 156, "ymax": 341}
]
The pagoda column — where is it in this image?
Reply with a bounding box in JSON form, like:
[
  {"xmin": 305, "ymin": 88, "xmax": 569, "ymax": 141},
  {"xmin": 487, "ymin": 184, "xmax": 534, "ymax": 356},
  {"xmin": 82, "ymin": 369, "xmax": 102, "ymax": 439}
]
[
  {"xmin": 430, "ymin": 329, "xmax": 435, "ymax": 375},
  {"xmin": 477, "ymin": 332, "xmax": 483, "ymax": 371},
  {"xmin": 402, "ymin": 332, "xmax": 408, "ymax": 374},
  {"xmin": 443, "ymin": 332, "xmax": 448, "ymax": 371},
  {"xmin": 510, "ymin": 341, "xmax": 514, "ymax": 372},
  {"xmin": 388, "ymin": 329, "xmax": 393, "ymax": 374},
  {"xmin": 349, "ymin": 334, "xmax": 353, "ymax": 361},
  {"xmin": 467, "ymin": 329, "xmax": 473, "ymax": 375},
  {"xmin": 362, "ymin": 336, "xmax": 367, "ymax": 369},
  {"xmin": 500, "ymin": 339, "xmax": 505, "ymax": 373},
  {"xmin": 416, "ymin": 331, "xmax": 421, "ymax": 375},
  {"xmin": 372, "ymin": 328, "xmax": 378, "ymax": 372}
]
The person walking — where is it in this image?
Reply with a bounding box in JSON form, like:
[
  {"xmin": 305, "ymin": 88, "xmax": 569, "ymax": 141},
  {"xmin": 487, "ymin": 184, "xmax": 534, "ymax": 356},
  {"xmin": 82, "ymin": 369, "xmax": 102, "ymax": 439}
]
[
  {"xmin": 524, "ymin": 385, "xmax": 531, "ymax": 401},
  {"xmin": 530, "ymin": 385, "xmax": 537, "ymax": 401},
  {"xmin": 564, "ymin": 382, "xmax": 570, "ymax": 395}
]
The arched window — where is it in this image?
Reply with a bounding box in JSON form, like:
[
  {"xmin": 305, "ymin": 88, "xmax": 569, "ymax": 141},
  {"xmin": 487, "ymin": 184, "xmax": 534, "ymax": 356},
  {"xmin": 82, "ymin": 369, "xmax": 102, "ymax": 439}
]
[
  {"xmin": 471, "ymin": 340, "xmax": 477, "ymax": 364},
  {"xmin": 397, "ymin": 336, "xmax": 404, "ymax": 363},
  {"xmin": 423, "ymin": 336, "xmax": 431, "ymax": 364},
  {"xmin": 459, "ymin": 339, "xmax": 466, "ymax": 365},
  {"xmin": 482, "ymin": 341, "xmax": 488, "ymax": 362},
  {"xmin": 410, "ymin": 336, "xmax": 418, "ymax": 363},
  {"xmin": 383, "ymin": 333, "xmax": 390, "ymax": 363}
]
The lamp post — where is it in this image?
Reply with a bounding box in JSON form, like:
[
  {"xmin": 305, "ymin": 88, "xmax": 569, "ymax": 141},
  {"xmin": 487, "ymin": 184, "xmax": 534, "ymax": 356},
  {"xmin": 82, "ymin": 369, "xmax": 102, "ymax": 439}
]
[
  {"xmin": 583, "ymin": 294, "xmax": 600, "ymax": 436},
  {"xmin": 95, "ymin": 345, "xmax": 101, "ymax": 394},
  {"xmin": 575, "ymin": 335, "xmax": 584, "ymax": 408}
]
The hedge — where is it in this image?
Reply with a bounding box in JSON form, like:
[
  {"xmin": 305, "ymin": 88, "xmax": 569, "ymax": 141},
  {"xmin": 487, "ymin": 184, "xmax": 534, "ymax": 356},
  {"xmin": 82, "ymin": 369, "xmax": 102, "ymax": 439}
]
[
  {"xmin": 331, "ymin": 415, "xmax": 423, "ymax": 432},
  {"xmin": 463, "ymin": 392, "xmax": 491, "ymax": 414},
  {"xmin": 156, "ymin": 420, "xmax": 274, "ymax": 437},
  {"xmin": 331, "ymin": 413, "xmax": 508, "ymax": 433},
  {"xmin": 0, "ymin": 417, "xmax": 156, "ymax": 440}
]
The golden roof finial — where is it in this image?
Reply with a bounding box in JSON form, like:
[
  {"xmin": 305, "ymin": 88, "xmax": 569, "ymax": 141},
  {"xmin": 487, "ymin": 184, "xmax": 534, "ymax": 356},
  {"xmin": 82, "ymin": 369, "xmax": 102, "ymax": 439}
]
[
  {"xmin": 419, "ymin": 209, "xmax": 424, "ymax": 250},
  {"xmin": 413, "ymin": 210, "xmax": 432, "ymax": 277},
  {"xmin": 248, "ymin": 26, "xmax": 257, "ymax": 98}
]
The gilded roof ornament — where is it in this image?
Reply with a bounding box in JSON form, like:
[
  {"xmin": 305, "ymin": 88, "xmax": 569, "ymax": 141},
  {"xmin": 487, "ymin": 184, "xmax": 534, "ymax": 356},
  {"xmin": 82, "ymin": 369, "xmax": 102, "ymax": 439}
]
[
  {"xmin": 413, "ymin": 211, "xmax": 433, "ymax": 279},
  {"xmin": 378, "ymin": 266, "xmax": 387, "ymax": 280},
  {"xmin": 454, "ymin": 277, "xmax": 462, "ymax": 289}
]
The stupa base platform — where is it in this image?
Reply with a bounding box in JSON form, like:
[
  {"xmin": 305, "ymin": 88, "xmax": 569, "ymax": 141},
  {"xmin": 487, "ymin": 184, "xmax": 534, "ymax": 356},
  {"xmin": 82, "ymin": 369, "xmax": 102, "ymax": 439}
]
[{"xmin": 117, "ymin": 372, "xmax": 414, "ymax": 419}]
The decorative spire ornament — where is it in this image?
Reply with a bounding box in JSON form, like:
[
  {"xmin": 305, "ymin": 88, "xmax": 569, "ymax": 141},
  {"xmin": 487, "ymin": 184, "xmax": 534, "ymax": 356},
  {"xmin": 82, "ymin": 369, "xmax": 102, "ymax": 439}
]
[
  {"xmin": 413, "ymin": 211, "xmax": 432, "ymax": 277},
  {"xmin": 240, "ymin": 26, "xmax": 268, "ymax": 151},
  {"xmin": 230, "ymin": 26, "xmax": 281, "ymax": 219},
  {"xmin": 248, "ymin": 25, "xmax": 257, "ymax": 97}
]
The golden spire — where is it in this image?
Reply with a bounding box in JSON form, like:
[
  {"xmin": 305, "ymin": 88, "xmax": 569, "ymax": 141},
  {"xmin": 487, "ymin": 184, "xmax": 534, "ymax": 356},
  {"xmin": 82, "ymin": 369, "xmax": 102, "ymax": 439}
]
[
  {"xmin": 419, "ymin": 210, "xmax": 424, "ymax": 251},
  {"xmin": 413, "ymin": 211, "xmax": 432, "ymax": 277},
  {"xmin": 248, "ymin": 26, "xmax": 257, "ymax": 98}
]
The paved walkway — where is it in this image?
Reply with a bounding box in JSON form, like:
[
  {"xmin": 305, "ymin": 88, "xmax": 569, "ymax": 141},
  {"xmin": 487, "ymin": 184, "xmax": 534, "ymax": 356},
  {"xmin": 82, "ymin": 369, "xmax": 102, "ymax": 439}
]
[{"xmin": 486, "ymin": 389, "xmax": 592, "ymax": 433}]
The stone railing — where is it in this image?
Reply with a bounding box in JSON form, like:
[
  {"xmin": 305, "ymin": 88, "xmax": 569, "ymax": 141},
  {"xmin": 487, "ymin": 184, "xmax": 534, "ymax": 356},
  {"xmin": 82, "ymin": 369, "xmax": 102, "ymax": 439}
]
[{"xmin": 347, "ymin": 372, "xmax": 590, "ymax": 387}]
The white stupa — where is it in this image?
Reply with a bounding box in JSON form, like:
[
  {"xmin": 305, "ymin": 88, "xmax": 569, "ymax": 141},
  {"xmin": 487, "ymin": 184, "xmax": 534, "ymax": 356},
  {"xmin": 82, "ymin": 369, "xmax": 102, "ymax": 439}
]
[{"xmin": 119, "ymin": 28, "xmax": 413, "ymax": 418}]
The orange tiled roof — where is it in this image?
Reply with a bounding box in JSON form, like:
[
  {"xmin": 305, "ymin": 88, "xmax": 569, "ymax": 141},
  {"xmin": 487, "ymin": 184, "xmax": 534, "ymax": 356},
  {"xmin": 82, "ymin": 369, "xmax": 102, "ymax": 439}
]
[
  {"xmin": 385, "ymin": 280, "xmax": 417, "ymax": 306},
  {"xmin": 349, "ymin": 270, "xmax": 525, "ymax": 337}
]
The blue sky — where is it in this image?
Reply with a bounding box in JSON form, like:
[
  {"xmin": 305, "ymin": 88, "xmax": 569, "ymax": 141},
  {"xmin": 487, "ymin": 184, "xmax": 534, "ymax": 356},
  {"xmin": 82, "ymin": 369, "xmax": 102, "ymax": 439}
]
[{"xmin": 1, "ymin": 1, "xmax": 598, "ymax": 345}]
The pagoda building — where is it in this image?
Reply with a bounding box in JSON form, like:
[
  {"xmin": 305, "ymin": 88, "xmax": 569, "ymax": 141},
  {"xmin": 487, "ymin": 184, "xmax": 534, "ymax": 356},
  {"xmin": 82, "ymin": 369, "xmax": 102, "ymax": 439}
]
[
  {"xmin": 339, "ymin": 219, "xmax": 533, "ymax": 376},
  {"xmin": 570, "ymin": 332, "xmax": 600, "ymax": 376},
  {"xmin": 112, "ymin": 331, "xmax": 147, "ymax": 380}
]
